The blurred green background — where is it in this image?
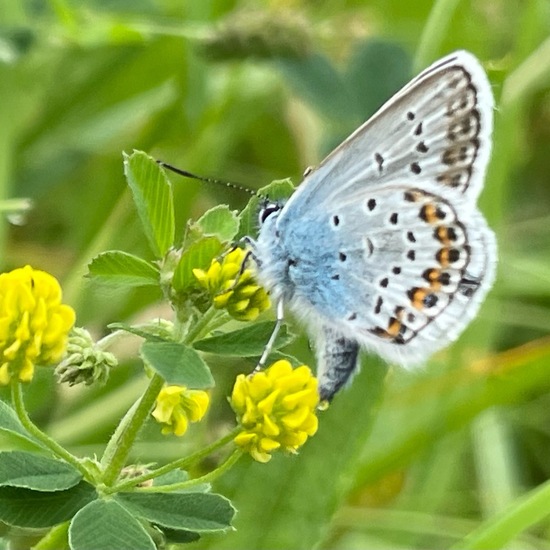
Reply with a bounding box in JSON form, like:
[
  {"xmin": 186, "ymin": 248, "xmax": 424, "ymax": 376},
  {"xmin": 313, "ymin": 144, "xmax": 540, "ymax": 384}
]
[{"xmin": 2, "ymin": 0, "xmax": 550, "ymax": 548}]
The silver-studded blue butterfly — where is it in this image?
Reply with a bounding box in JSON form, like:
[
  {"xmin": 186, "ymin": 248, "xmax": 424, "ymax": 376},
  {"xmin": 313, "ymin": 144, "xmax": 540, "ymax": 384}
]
[{"xmin": 251, "ymin": 51, "xmax": 497, "ymax": 401}]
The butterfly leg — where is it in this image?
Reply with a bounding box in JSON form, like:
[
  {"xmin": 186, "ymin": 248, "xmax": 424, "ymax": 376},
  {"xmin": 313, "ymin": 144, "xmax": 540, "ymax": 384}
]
[
  {"xmin": 317, "ymin": 326, "xmax": 360, "ymax": 402},
  {"xmin": 214, "ymin": 244, "xmax": 258, "ymax": 298},
  {"xmin": 255, "ymin": 299, "xmax": 284, "ymax": 372},
  {"xmin": 231, "ymin": 248, "xmax": 255, "ymax": 285},
  {"xmin": 226, "ymin": 237, "xmax": 260, "ymax": 277},
  {"xmin": 234, "ymin": 236, "xmax": 258, "ymax": 260}
]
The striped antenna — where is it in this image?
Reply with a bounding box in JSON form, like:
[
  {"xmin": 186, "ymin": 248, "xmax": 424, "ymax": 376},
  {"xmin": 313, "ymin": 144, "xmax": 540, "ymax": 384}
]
[{"xmin": 157, "ymin": 160, "xmax": 258, "ymax": 197}]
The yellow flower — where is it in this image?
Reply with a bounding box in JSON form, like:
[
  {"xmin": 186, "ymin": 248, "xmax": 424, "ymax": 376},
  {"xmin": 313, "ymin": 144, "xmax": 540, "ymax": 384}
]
[
  {"xmin": 0, "ymin": 265, "xmax": 75, "ymax": 385},
  {"xmin": 152, "ymin": 385, "xmax": 210, "ymax": 437},
  {"xmin": 230, "ymin": 360, "xmax": 319, "ymax": 463},
  {"xmin": 193, "ymin": 248, "xmax": 270, "ymax": 321}
]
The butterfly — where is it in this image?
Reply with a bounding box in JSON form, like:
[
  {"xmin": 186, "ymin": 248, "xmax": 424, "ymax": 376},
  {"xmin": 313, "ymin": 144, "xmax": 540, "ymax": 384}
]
[{"xmin": 251, "ymin": 50, "xmax": 497, "ymax": 401}]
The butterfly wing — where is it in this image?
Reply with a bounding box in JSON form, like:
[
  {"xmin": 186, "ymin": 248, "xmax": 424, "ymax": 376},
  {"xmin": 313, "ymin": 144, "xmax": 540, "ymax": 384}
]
[
  {"xmin": 279, "ymin": 50, "xmax": 493, "ymax": 224},
  {"xmin": 268, "ymin": 51, "xmax": 496, "ymax": 400},
  {"xmin": 310, "ymin": 183, "xmax": 496, "ymax": 400}
]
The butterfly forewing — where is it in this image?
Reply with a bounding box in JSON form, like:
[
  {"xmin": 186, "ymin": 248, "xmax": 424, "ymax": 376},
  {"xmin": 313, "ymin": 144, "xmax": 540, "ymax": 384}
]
[{"xmin": 280, "ymin": 51, "xmax": 493, "ymax": 221}]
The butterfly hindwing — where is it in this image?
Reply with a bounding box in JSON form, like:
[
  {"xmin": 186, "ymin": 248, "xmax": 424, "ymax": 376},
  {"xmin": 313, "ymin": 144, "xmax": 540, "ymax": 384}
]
[{"xmin": 275, "ymin": 182, "xmax": 495, "ymax": 370}]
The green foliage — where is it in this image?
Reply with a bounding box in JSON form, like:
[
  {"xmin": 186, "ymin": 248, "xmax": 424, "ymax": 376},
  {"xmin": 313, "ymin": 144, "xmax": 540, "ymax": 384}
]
[
  {"xmin": 152, "ymin": 469, "xmax": 210, "ymax": 493},
  {"xmin": 193, "ymin": 205, "xmax": 240, "ymax": 242},
  {"xmin": 123, "ymin": 151, "xmax": 175, "ymax": 258},
  {"xmin": 68, "ymin": 492, "xmax": 236, "ymax": 550},
  {"xmin": 69, "ymin": 500, "xmax": 156, "ymax": 550},
  {"xmin": 0, "ymin": 401, "xmax": 43, "ymax": 450},
  {"xmin": 2, "ymin": 0, "xmax": 550, "ymax": 549},
  {"xmin": 193, "ymin": 321, "xmax": 295, "ymax": 357},
  {"xmin": 116, "ymin": 492, "xmax": 235, "ymax": 532},
  {"xmin": 172, "ymin": 237, "xmax": 224, "ymax": 293},
  {"xmin": 0, "ymin": 452, "xmax": 82, "ymax": 491},
  {"xmin": 140, "ymin": 342, "xmax": 214, "ymax": 388},
  {"xmin": 0, "ymin": 482, "xmax": 97, "ymax": 529},
  {"xmin": 87, "ymin": 251, "xmax": 159, "ymax": 287}
]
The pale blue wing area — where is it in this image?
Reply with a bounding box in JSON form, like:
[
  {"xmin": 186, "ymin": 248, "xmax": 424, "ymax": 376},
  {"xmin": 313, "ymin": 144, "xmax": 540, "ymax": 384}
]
[
  {"xmin": 259, "ymin": 182, "xmax": 496, "ymax": 368},
  {"xmin": 279, "ymin": 50, "xmax": 493, "ymax": 222}
]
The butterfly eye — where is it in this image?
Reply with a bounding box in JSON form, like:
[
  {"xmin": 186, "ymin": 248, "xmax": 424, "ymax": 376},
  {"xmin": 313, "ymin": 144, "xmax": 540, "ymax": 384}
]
[{"xmin": 259, "ymin": 202, "xmax": 281, "ymax": 224}]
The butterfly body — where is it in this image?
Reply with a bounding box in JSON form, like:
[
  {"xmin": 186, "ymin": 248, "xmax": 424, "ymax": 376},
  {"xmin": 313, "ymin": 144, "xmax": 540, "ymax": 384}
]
[{"xmin": 253, "ymin": 51, "xmax": 497, "ymax": 401}]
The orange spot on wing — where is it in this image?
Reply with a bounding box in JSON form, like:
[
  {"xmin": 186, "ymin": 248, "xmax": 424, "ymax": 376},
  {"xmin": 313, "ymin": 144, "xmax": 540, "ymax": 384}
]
[
  {"xmin": 409, "ymin": 287, "xmax": 429, "ymax": 309},
  {"xmin": 436, "ymin": 248, "xmax": 450, "ymax": 268},
  {"xmin": 387, "ymin": 317, "xmax": 402, "ymax": 337}
]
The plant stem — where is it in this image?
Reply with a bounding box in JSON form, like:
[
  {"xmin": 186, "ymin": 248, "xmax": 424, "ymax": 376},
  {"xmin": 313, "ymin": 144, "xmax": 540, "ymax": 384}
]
[
  {"xmin": 10, "ymin": 381, "xmax": 92, "ymax": 481},
  {"xmin": 137, "ymin": 449, "xmax": 243, "ymax": 493},
  {"xmin": 182, "ymin": 305, "xmax": 219, "ymax": 343},
  {"xmin": 453, "ymin": 477, "xmax": 550, "ymax": 549},
  {"xmin": 100, "ymin": 373, "xmax": 165, "ymax": 486},
  {"xmin": 501, "ymin": 36, "xmax": 550, "ymax": 108},
  {"xmin": 413, "ymin": 0, "xmax": 462, "ymax": 72},
  {"xmin": 106, "ymin": 426, "xmax": 241, "ymax": 493},
  {"xmin": 98, "ymin": 300, "xmax": 229, "ymax": 489}
]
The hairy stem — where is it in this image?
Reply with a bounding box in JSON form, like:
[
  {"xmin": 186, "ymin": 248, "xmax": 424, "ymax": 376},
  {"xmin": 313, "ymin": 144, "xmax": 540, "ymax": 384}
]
[
  {"xmin": 100, "ymin": 373, "xmax": 165, "ymax": 486},
  {"xmin": 137, "ymin": 449, "xmax": 243, "ymax": 493},
  {"xmin": 106, "ymin": 426, "xmax": 241, "ymax": 493}
]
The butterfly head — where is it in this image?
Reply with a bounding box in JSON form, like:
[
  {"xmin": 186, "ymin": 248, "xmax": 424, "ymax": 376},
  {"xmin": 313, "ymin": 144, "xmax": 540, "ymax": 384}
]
[{"xmin": 258, "ymin": 198, "xmax": 285, "ymax": 226}]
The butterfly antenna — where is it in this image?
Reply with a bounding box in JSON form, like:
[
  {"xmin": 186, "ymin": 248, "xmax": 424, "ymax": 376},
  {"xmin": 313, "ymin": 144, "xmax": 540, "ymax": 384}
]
[{"xmin": 157, "ymin": 161, "xmax": 258, "ymax": 197}]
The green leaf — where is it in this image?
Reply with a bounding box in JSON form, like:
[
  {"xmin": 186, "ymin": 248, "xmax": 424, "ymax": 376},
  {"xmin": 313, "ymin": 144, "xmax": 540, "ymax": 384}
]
[
  {"xmin": 194, "ymin": 205, "xmax": 240, "ymax": 242},
  {"xmin": 140, "ymin": 341, "xmax": 214, "ymax": 388},
  {"xmin": 116, "ymin": 492, "xmax": 235, "ymax": 532},
  {"xmin": 257, "ymin": 178, "xmax": 296, "ymax": 202},
  {"xmin": 237, "ymin": 178, "xmax": 295, "ymax": 240},
  {"xmin": 193, "ymin": 321, "xmax": 294, "ymax": 357},
  {"xmin": 124, "ymin": 150, "xmax": 175, "ymax": 258},
  {"xmin": 87, "ymin": 251, "xmax": 159, "ymax": 287},
  {"xmin": 0, "ymin": 481, "xmax": 97, "ymax": 528},
  {"xmin": 172, "ymin": 236, "xmax": 223, "ymax": 292},
  {"xmin": 69, "ymin": 499, "xmax": 155, "ymax": 550},
  {"xmin": 0, "ymin": 452, "xmax": 82, "ymax": 492},
  {"xmin": 0, "ymin": 400, "xmax": 43, "ymax": 449}
]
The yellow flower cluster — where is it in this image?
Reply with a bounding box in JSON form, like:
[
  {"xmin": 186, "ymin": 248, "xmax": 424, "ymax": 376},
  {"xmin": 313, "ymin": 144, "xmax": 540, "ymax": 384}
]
[
  {"xmin": 230, "ymin": 360, "xmax": 319, "ymax": 463},
  {"xmin": 193, "ymin": 248, "xmax": 270, "ymax": 321},
  {"xmin": 0, "ymin": 266, "xmax": 75, "ymax": 385},
  {"xmin": 152, "ymin": 385, "xmax": 210, "ymax": 437}
]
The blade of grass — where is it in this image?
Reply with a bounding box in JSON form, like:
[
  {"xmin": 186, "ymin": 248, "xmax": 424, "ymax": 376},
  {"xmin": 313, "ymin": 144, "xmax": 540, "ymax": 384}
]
[
  {"xmin": 454, "ymin": 479, "xmax": 550, "ymax": 549},
  {"xmin": 413, "ymin": 0, "xmax": 462, "ymax": 72}
]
